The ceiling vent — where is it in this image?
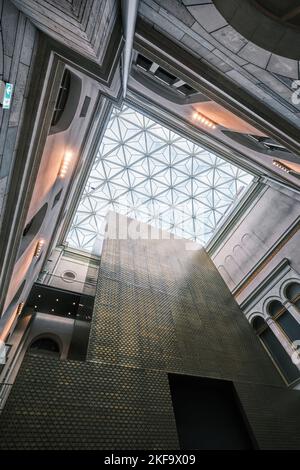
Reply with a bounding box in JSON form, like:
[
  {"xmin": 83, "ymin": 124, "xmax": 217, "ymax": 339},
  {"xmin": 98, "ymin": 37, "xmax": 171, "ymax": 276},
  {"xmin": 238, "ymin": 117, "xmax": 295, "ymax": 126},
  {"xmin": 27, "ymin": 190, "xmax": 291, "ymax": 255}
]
[{"xmin": 135, "ymin": 53, "xmax": 197, "ymax": 97}]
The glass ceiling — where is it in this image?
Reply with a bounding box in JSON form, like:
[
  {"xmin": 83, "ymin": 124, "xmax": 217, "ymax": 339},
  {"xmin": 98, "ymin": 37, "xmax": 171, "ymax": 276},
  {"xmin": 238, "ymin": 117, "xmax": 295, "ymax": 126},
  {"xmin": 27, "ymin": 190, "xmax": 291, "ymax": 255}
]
[{"xmin": 66, "ymin": 104, "xmax": 253, "ymax": 254}]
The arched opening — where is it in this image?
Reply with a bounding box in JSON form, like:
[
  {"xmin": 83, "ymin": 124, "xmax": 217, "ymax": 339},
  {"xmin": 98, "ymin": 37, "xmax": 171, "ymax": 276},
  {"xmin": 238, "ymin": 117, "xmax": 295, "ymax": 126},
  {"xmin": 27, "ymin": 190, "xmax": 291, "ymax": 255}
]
[
  {"xmin": 29, "ymin": 337, "xmax": 60, "ymax": 357},
  {"xmin": 252, "ymin": 316, "xmax": 300, "ymax": 384},
  {"xmin": 285, "ymin": 282, "xmax": 300, "ymax": 311},
  {"xmin": 17, "ymin": 203, "xmax": 48, "ymax": 260},
  {"xmin": 268, "ymin": 300, "xmax": 300, "ymax": 343}
]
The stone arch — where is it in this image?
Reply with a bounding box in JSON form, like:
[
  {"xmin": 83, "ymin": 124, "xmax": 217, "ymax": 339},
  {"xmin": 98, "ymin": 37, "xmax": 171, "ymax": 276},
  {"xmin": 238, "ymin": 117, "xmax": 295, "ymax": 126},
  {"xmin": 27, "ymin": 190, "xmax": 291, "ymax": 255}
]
[
  {"xmin": 281, "ymin": 278, "xmax": 300, "ymax": 302},
  {"xmin": 263, "ymin": 295, "xmax": 283, "ymax": 316}
]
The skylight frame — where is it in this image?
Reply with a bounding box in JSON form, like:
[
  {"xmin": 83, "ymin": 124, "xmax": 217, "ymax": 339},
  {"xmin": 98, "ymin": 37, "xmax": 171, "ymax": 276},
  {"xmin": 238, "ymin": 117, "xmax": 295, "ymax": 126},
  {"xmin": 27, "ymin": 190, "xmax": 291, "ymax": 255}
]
[{"xmin": 66, "ymin": 103, "xmax": 254, "ymax": 254}]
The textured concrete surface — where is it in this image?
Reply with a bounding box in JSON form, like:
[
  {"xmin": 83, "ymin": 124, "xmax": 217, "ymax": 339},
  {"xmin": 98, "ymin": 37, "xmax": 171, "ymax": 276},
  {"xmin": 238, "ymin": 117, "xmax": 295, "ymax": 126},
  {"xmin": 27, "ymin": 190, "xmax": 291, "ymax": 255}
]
[
  {"xmin": 88, "ymin": 225, "xmax": 283, "ymax": 386},
  {"xmin": 0, "ymin": 354, "xmax": 179, "ymax": 450},
  {"xmin": 11, "ymin": 0, "xmax": 118, "ymax": 64},
  {"xmin": 211, "ymin": 182, "xmax": 300, "ymax": 297},
  {"xmin": 138, "ymin": 0, "xmax": 300, "ymax": 128},
  {"xmin": 0, "ymin": 0, "xmax": 37, "ymax": 224},
  {"xmin": 236, "ymin": 382, "xmax": 300, "ymax": 450}
]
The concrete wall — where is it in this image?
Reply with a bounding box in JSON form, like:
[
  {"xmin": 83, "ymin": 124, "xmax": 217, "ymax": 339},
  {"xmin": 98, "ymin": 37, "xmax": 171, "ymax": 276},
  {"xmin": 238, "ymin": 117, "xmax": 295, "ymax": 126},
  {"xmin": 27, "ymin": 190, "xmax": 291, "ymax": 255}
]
[
  {"xmin": 0, "ymin": 0, "xmax": 37, "ymax": 221},
  {"xmin": 137, "ymin": 0, "xmax": 300, "ymax": 133},
  {"xmin": 11, "ymin": 0, "xmax": 119, "ymax": 64},
  {"xmin": 0, "ymin": 0, "xmax": 122, "ymax": 338},
  {"xmin": 40, "ymin": 246, "xmax": 99, "ymax": 296},
  {"xmin": 0, "ymin": 60, "xmax": 101, "ymax": 341},
  {"xmin": 211, "ymin": 180, "xmax": 300, "ymax": 298}
]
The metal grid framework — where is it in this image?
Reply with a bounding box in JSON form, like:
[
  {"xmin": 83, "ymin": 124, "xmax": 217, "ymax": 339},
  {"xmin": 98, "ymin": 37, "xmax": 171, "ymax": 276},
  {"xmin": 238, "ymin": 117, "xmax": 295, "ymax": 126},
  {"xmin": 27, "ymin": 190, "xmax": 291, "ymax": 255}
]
[{"xmin": 66, "ymin": 104, "xmax": 253, "ymax": 253}]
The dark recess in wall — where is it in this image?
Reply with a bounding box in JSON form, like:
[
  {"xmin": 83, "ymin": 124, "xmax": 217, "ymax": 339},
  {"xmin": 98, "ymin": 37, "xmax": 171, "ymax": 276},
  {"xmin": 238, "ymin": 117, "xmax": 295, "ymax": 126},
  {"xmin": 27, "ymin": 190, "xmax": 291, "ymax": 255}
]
[
  {"xmin": 168, "ymin": 373, "xmax": 256, "ymax": 450},
  {"xmin": 80, "ymin": 96, "xmax": 91, "ymax": 117}
]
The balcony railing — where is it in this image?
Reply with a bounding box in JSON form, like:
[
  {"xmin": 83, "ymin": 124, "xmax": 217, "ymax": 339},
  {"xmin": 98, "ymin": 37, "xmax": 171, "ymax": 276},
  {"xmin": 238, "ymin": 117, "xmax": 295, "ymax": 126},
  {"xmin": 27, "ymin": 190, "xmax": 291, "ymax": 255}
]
[{"xmin": 37, "ymin": 272, "xmax": 97, "ymax": 294}]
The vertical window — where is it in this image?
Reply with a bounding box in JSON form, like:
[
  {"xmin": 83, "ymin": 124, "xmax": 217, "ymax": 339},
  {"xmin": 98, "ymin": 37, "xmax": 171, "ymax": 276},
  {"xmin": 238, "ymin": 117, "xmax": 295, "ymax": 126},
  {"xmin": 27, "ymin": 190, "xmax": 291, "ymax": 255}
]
[
  {"xmin": 268, "ymin": 300, "xmax": 300, "ymax": 344},
  {"xmin": 51, "ymin": 69, "xmax": 71, "ymax": 127},
  {"xmin": 252, "ymin": 316, "xmax": 300, "ymax": 385}
]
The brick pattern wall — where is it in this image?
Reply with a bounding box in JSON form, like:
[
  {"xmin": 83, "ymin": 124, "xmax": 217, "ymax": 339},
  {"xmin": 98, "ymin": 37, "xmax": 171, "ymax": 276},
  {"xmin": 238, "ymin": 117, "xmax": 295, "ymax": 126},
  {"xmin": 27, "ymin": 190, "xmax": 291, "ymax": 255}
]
[
  {"xmin": 2, "ymin": 217, "xmax": 299, "ymax": 449},
  {"xmin": 0, "ymin": 354, "xmax": 179, "ymax": 450},
  {"xmin": 0, "ymin": 0, "xmax": 37, "ymax": 222},
  {"xmin": 88, "ymin": 234, "xmax": 283, "ymax": 386},
  {"xmin": 235, "ymin": 382, "xmax": 300, "ymax": 450}
]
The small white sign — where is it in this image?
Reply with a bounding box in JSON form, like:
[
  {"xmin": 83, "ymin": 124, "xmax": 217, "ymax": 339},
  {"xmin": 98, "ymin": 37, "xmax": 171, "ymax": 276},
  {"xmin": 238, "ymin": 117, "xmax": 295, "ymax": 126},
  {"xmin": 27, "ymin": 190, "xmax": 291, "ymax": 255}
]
[{"xmin": 3, "ymin": 83, "xmax": 13, "ymax": 110}]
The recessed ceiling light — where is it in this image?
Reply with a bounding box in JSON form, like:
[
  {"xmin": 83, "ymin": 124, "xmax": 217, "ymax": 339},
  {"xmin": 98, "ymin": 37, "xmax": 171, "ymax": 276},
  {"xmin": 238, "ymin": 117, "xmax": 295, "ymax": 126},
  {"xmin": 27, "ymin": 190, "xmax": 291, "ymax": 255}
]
[
  {"xmin": 33, "ymin": 239, "xmax": 45, "ymax": 258},
  {"xmin": 192, "ymin": 111, "xmax": 216, "ymax": 129},
  {"xmin": 17, "ymin": 303, "xmax": 24, "ymax": 316},
  {"xmin": 59, "ymin": 151, "xmax": 73, "ymax": 178},
  {"xmin": 273, "ymin": 159, "xmax": 291, "ymax": 173}
]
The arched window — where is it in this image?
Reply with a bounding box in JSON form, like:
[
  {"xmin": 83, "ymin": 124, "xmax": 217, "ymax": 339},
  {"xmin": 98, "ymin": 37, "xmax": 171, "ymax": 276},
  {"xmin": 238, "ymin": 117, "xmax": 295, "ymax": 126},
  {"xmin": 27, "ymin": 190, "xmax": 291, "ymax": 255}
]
[
  {"xmin": 268, "ymin": 300, "xmax": 300, "ymax": 344},
  {"xmin": 286, "ymin": 283, "xmax": 300, "ymax": 311},
  {"xmin": 29, "ymin": 337, "xmax": 60, "ymax": 357},
  {"xmin": 252, "ymin": 316, "xmax": 300, "ymax": 384},
  {"xmin": 17, "ymin": 203, "xmax": 48, "ymax": 260}
]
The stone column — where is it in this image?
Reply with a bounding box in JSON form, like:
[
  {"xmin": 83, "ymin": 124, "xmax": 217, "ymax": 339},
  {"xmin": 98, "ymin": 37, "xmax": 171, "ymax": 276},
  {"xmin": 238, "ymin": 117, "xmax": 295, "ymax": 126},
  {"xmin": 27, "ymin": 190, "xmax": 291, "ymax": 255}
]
[
  {"xmin": 282, "ymin": 300, "xmax": 300, "ymax": 324},
  {"xmin": 266, "ymin": 315, "xmax": 300, "ymax": 372}
]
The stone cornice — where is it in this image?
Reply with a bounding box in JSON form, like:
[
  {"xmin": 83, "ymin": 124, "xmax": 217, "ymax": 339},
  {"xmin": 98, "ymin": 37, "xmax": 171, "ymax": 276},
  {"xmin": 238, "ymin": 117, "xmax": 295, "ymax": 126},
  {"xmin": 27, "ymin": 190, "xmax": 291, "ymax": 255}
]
[{"xmin": 240, "ymin": 258, "xmax": 291, "ymax": 312}]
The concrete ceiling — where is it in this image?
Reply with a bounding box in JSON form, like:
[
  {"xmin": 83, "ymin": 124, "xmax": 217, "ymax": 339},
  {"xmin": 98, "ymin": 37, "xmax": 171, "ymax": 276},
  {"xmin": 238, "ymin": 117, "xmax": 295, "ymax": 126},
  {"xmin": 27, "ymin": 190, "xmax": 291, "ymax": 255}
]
[{"xmin": 138, "ymin": 0, "xmax": 300, "ymax": 130}]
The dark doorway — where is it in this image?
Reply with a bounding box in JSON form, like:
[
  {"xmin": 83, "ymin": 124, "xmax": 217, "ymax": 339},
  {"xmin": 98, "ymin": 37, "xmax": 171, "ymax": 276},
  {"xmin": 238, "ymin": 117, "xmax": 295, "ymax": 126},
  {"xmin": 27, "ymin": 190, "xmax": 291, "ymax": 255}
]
[
  {"xmin": 168, "ymin": 374, "xmax": 255, "ymax": 450},
  {"xmin": 29, "ymin": 337, "xmax": 60, "ymax": 357}
]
